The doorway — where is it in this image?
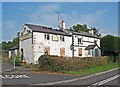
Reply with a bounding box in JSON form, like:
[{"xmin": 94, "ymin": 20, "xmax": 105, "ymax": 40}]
[{"xmin": 60, "ymin": 48, "xmax": 65, "ymax": 57}]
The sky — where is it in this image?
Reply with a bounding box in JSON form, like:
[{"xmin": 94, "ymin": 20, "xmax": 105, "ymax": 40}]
[
  {"xmin": 2, "ymin": 2, "xmax": 118, "ymax": 41},
  {"xmin": 2, "ymin": 0, "xmax": 120, "ymax": 2}
]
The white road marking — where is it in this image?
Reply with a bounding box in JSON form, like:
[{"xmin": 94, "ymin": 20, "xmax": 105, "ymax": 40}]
[
  {"xmin": 89, "ymin": 74, "xmax": 120, "ymax": 86},
  {"xmin": 0, "ymin": 75, "xmax": 31, "ymax": 79},
  {"xmin": 32, "ymin": 68, "xmax": 119, "ymax": 86}
]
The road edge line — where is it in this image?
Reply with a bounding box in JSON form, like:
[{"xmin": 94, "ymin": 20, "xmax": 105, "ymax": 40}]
[{"xmin": 31, "ymin": 68, "xmax": 119, "ymax": 85}]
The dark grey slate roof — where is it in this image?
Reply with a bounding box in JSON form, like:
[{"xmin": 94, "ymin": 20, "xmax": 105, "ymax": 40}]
[
  {"xmin": 85, "ymin": 44, "xmax": 99, "ymax": 50},
  {"xmin": 66, "ymin": 29, "xmax": 100, "ymax": 39},
  {"xmin": 25, "ymin": 24, "xmax": 100, "ymax": 38},
  {"xmin": 25, "ymin": 24, "xmax": 71, "ymax": 36},
  {"xmin": 72, "ymin": 31, "xmax": 100, "ymax": 39},
  {"xmin": 9, "ymin": 44, "xmax": 19, "ymax": 50}
]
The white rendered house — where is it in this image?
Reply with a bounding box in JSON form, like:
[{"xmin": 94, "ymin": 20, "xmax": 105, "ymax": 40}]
[{"xmin": 19, "ymin": 21, "xmax": 101, "ymax": 64}]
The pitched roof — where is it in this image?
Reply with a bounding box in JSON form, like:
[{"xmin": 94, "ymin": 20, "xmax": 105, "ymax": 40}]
[
  {"xmin": 25, "ymin": 24, "xmax": 100, "ymax": 38},
  {"xmin": 25, "ymin": 24, "xmax": 71, "ymax": 36},
  {"xmin": 72, "ymin": 31, "xmax": 100, "ymax": 39},
  {"xmin": 9, "ymin": 44, "xmax": 19, "ymax": 50},
  {"xmin": 66, "ymin": 29, "xmax": 100, "ymax": 39},
  {"xmin": 85, "ymin": 44, "xmax": 100, "ymax": 50}
]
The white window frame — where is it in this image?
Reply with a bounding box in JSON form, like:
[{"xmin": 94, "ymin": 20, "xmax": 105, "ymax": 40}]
[
  {"xmin": 45, "ymin": 33, "xmax": 50, "ymax": 40},
  {"xmin": 60, "ymin": 36, "xmax": 65, "ymax": 42}
]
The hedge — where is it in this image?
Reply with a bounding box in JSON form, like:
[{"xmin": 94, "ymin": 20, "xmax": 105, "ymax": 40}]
[{"xmin": 38, "ymin": 55, "xmax": 109, "ymax": 72}]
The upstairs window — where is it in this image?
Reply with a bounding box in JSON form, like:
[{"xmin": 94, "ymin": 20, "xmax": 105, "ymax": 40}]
[
  {"xmin": 45, "ymin": 34, "xmax": 50, "ymax": 40},
  {"xmin": 94, "ymin": 40, "xmax": 97, "ymax": 44},
  {"xmin": 60, "ymin": 36, "xmax": 65, "ymax": 42},
  {"xmin": 78, "ymin": 38, "xmax": 82, "ymax": 45}
]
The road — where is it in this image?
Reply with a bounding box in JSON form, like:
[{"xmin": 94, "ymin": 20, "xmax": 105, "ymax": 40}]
[
  {"xmin": 1, "ymin": 63, "xmax": 120, "ymax": 87},
  {"xmin": 105, "ymin": 77, "xmax": 119, "ymax": 85}
]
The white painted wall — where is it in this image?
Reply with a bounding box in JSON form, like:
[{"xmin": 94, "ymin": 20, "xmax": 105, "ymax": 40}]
[
  {"xmin": 73, "ymin": 35, "xmax": 100, "ymax": 57},
  {"xmin": 19, "ymin": 38, "xmax": 34, "ymax": 64},
  {"xmin": 19, "ymin": 25, "xmax": 34, "ymax": 64},
  {"xmin": 19, "ymin": 25, "xmax": 101, "ymax": 64},
  {"xmin": 33, "ymin": 32, "xmax": 72, "ymax": 63},
  {"xmin": 15, "ymin": 49, "xmax": 18, "ymax": 56},
  {"xmin": 9, "ymin": 51, "xmax": 11, "ymax": 58},
  {"xmin": 85, "ymin": 50, "xmax": 93, "ymax": 57}
]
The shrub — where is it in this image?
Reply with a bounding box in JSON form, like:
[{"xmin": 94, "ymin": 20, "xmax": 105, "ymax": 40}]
[
  {"xmin": 10, "ymin": 56, "xmax": 21, "ymax": 66},
  {"xmin": 38, "ymin": 55, "xmax": 109, "ymax": 72}
]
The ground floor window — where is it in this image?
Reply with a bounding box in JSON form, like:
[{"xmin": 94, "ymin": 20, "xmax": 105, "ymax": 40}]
[
  {"xmin": 78, "ymin": 48, "xmax": 82, "ymax": 56},
  {"xmin": 44, "ymin": 47, "xmax": 50, "ymax": 55},
  {"xmin": 88, "ymin": 50, "xmax": 91, "ymax": 55},
  {"xmin": 95, "ymin": 48, "xmax": 99, "ymax": 56},
  {"xmin": 60, "ymin": 48, "xmax": 65, "ymax": 57}
]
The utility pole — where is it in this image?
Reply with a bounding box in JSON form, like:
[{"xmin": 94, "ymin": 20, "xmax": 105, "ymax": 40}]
[
  {"xmin": 56, "ymin": 11, "xmax": 61, "ymax": 29},
  {"xmin": 13, "ymin": 53, "xmax": 16, "ymax": 70}
]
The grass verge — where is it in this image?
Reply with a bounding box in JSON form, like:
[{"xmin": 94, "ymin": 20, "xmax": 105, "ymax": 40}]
[{"xmin": 63, "ymin": 62, "xmax": 119, "ymax": 76}]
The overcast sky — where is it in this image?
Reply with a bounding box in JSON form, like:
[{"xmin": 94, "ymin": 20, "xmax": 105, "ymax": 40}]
[{"xmin": 2, "ymin": 2, "xmax": 118, "ymax": 41}]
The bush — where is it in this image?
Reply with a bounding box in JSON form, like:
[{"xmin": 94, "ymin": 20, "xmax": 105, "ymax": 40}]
[
  {"xmin": 38, "ymin": 55, "xmax": 109, "ymax": 72},
  {"xmin": 10, "ymin": 56, "xmax": 21, "ymax": 66}
]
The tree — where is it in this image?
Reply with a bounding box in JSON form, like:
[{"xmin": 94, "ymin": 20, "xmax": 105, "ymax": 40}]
[
  {"xmin": 72, "ymin": 24, "xmax": 101, "ymax": 37},
  {"xmin": 100, "ymin": 35, "xmax": 120, "ymax": 62},
  {"xmin": 1, "ymin": 32, "xmax": 19, "ymax": 50},
  {"xmin": 72, "ymin": 24, "xmax": 89, "ymax": 33}
]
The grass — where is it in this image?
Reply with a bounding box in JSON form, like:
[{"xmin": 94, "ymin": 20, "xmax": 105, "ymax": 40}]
[{"xmin": 63, "ymin": 62, "xmax": 119, "ymax": 76}]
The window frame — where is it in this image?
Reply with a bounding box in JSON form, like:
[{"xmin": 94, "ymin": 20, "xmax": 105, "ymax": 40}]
[
  {"xmin": 78, "ymin": 38, "xmax": 82, "ymax": 45},
  {"xmin": 44, "ymin": 33, "xmax": 50, "ymax": 40},
  {"xmin": 88, "ymin": 50, "xmax": 91, "ymax": 55},
  {"xmin": 94, "ymin": 40, "xmax": 97, "ymax": 44},
  {"xmin": 78, "ymin": 48, "xmax": 82, "ymax": 56},
  {"xmin": 60, "ymin": 36, "xmax": 65, "ymax": 42}
]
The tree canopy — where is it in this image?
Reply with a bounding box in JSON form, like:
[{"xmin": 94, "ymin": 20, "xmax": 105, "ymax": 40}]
[
  {"xmin": 1, "ymin": 32, "xmax": 19, "ymax": 50},
  {"xmin": 100, "ymin": 35, "xmax": 120, "ymax": 62},
  {"xmin": 71, "ymin": 24, "xmax": 101, "ymax": 37}
]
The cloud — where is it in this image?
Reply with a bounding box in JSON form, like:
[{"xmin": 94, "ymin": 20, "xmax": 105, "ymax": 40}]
[
  {"xmin": 28, "ymin": 4, "xmax": 107, "ymax": 29},
  {"xmin": 28, "ymin": 4, "xmax": 60, "ymax": 28},
  {"xmin": 59, "ymin": 9, "xmax": 107, "ymax": 28},
  {"xmin": 79, "ymin": 10, "xmax": 107, "ymax": 26},
  {"xmin": 3, "ymin": 21, "xmax": 16, "ymax": 29}
]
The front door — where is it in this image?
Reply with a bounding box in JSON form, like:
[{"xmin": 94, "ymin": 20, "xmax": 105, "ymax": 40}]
[
  {"xmin": 60, "ymin": 48, "xmax": 65, "ymax": 57},
  {"xmin": 44, "ymin": 47, "xmax": 50, "ymax": 55}
]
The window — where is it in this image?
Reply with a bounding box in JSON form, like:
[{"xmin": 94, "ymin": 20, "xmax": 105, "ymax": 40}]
[
  {"xmin": 78, "ymin": 38, "xmax": 82, "ymax": 45},
  {"xmin": 60, "ymin": 36, "xmax": 65, "ymax": 42},
  {"xmin": 88, "ymin": 50, "xmax": 91, "ymax": 55},
  {"xmin": 45, "ymin": 34, "xmax": 50, "ymax": 40},
  {"xmin": 95, "ymin": 49, "xmax": 99, "ymax": 57},
  {"xmin": 78, "ymin": 48, "xmax": 82, "ymax": 56},
  {"xmin": 94, "ymin": 40, "xmax": 97, "ymax": 44}
]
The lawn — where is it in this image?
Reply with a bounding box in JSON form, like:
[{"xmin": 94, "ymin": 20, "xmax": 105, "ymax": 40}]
[{"xmin": 63, "ymin": 62, "xmax": 119, "ymax": 76}]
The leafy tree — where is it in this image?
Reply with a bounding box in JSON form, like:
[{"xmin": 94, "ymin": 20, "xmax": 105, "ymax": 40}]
[
  {"xmin": 72, "ymin": 24, "xmax": 101, "ymax": 37},
  {"xmin": 100, "ymin": 35, "xmax": 120, "ymax": 62},
  {"xmin": 73, "ymin": 24, "xmax": 89, "ymax": 33},
  {"xmin": 2, "ymin": 41, "xmax": 8, "ymax": 50},
  {"xmin": 1, "ymin": 32, "xmax": 19, "ymax": 50}
]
